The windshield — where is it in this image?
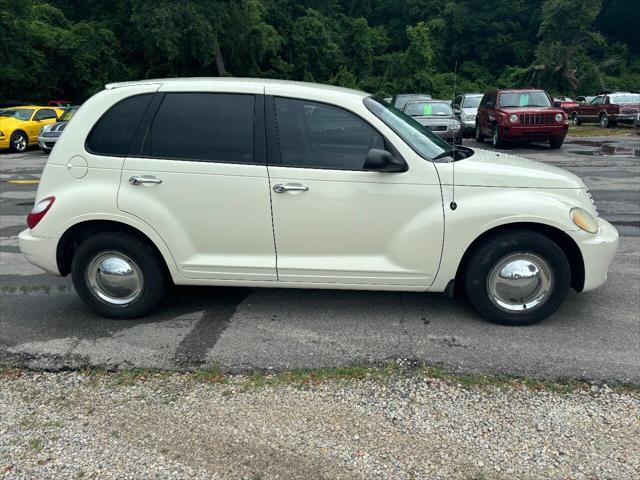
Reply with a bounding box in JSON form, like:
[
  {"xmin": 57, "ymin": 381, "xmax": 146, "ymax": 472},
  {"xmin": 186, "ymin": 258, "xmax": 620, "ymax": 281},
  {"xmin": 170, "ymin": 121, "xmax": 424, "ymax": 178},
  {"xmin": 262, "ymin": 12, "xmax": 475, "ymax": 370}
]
[
  {"xmin": 364, "ymin": 97, "xmax": 452, "ymax": 160},
  {"xmin": 405, "ymin": 102, "xmax": 453, "ymax": 117},
  {"xmin": 394, "ymin": 94, "xmax": 431, "ymax": 109},
  {"xmin": 60, "ymin": 108, "xmax": 78, "ymax": 122},
  {"xmin": 462, "ymin": 96, "xmax": 482, "ymax": 108},
  {"xmin": 499, "ymin": 91, "xmax": 551, "ymax": 108},
  {"xmin": 0, "ymin": 108, "xmax": 34, "ymax": 121},
  {"xmin": 609, "ymin": 94, "xmax": 640, "ymax": 104}
]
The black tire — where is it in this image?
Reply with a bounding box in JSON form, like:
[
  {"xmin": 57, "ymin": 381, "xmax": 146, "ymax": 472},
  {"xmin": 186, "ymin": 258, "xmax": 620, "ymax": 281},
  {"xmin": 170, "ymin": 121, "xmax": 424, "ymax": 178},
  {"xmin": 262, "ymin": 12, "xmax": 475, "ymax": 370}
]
[
  {"xmin": 475, "ymin": 122, "xmax": 485, "ymax": 142},
  {"xmin": 549, "ymin": 137, "xmax": 564, "ymax": 149},
  {"xmin": 463, "ymin": 230, "xmax": 571, "ymax": 326},
  {"xmin": 40, "ymin": 147, "xmax": 52, "ymax": 154},
  {"xmin": 599, "ymin": 112, "xmax": 610, "ymax": 128},
  {"xmin": 71, "ymin": 232, "xmax": 168, "ymax": 319},
  {"xmin": 491, "ymin": 124, "xmax": 504, "ymax": 148},
  {"xmin": 571, "ymin": 112, "xmax": 581, "ymax": 126},
  {"xmin": 10, "ymin": 131, "xmax": 28, "ymax": 152}
]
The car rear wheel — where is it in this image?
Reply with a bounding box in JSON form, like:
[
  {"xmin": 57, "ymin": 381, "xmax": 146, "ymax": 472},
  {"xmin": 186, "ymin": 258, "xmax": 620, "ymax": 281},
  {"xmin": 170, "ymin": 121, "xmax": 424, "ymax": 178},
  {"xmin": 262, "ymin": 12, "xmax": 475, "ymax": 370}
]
[
  {"xmin": 491, "ymin": 124, "xmax": 504, "ymax": 148},
  {"xmin": 10, "ymin": 131, "xmax": 28, "ymax": 152},
  {"xmin": 600, "ymin": 113, "xmax": 610, "ymax": 128},
  {"xmin": 571, "ymin": 112, "xmax": 581, "ymax": 126},
  {"xmin": 463, "ymin": 230, "xmax": 571, "ymax": 326},
  {"xmin": 71, "ymin": 232, "xmax": 168, "ymax": 319}
]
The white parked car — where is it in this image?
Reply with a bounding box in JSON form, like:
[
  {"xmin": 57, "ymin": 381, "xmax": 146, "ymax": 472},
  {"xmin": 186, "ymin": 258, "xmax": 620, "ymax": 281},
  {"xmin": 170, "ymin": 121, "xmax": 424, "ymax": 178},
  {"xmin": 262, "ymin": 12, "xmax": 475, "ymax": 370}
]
[{"xmin": 19, "ymin": 78, "xmax": 618, "ymax": 325}]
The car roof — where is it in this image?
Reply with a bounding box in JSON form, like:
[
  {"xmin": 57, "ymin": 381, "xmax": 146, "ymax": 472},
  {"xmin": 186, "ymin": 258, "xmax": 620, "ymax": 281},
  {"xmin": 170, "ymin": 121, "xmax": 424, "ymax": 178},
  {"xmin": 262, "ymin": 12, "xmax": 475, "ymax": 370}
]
[
  {"xmin": 105, "ymin": 77, "xmax": 369, "ymax": 99},
  {"xmin": 461, "ymin": 93, "xmax": 483, "ymax": 96},
  {"xmin": 3, "ymin": 105, "xmax": 45, "ymax": 109}
]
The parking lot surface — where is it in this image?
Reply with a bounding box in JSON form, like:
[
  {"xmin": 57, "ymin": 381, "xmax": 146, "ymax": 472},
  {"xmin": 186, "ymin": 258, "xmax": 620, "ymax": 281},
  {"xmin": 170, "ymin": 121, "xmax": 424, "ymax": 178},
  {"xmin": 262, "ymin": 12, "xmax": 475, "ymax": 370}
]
[{"xmin": 1, "ymin": 137, "xmax": 639, "ymax": 384}]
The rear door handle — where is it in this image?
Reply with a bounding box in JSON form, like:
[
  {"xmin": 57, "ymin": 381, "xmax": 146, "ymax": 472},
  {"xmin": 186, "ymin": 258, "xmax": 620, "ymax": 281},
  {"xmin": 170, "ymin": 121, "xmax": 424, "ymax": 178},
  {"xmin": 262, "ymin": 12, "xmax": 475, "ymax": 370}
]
[
  {"xmin": 273, "ymin": 183, "xmax": 309, "ymax": 193},
  {"xmin": 129, "ymin": 175, "xmax": 162, "ymax": 185}
]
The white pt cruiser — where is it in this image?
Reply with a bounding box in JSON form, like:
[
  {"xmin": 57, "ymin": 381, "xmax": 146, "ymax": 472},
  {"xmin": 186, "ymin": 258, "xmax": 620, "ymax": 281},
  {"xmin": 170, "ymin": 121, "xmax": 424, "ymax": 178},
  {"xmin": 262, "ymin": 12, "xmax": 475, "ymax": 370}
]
[{"xmin": 19, "ymin": 78, "xmax": 619, "ymax": 326}]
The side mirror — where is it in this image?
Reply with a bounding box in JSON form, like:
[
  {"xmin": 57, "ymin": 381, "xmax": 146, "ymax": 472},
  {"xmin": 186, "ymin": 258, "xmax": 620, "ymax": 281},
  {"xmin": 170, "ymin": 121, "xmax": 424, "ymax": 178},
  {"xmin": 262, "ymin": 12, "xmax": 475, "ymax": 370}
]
[
  {"xmin": 453, "ymin": 107, "xmax": 461, "ymax": 114},
  {"xmin": 553, "ymin": 101, "xmax": 561, "ymax": 107},
  {"xmin": 364, "ymin": 148, "xmax": 407, "ymax": 172}
]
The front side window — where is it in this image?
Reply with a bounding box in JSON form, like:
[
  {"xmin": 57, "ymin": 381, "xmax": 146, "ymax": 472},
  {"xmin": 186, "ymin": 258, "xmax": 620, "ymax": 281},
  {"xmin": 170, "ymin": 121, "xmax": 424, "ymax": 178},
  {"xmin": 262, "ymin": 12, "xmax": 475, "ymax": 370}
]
[
  {"xmin": 34, "ymin": 109, "xmax": 57, "ymax": 120},
  {"xmin": 591, "ymin": 96, "xmax": 604, "ymax": 105},
  {"xmin": 364, "ymin": 97, "xmax": 452, "ymax": 160},
  {"xmin": 86, "ymin": 94, "xmax": 153, "ymax": 156},
  {"xmin": 272, "ymin": 97, "xmax": 384, "ymax": 170},
  {"xmin": 499, "ymin": 91, "xmax": 551, "ymax": 108},
  {"xmin": 149, "ymin": 93, "xmax": 254, "ymax": 163}
]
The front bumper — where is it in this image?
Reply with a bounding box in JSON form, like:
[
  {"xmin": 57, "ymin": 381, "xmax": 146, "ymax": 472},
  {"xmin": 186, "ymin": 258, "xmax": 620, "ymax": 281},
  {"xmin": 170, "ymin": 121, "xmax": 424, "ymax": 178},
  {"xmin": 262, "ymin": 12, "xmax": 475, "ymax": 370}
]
[
  {"xmin": 500, "ymin": 124, "xmax": 568, "ymax": 141},
  {"xmin": 461, "ymin": 119, "xmax": 475, "ymax": 131},
  {"xmin": 38, "ymin": 133, "xmax": 59, "ymax": 151},
  {"xmin": 568, "ymin": 218, "xmax": 619, "ymax": 292},
  {"xmin": 18, "ymin": 229, "xmax": 61, "ymax": 276}
]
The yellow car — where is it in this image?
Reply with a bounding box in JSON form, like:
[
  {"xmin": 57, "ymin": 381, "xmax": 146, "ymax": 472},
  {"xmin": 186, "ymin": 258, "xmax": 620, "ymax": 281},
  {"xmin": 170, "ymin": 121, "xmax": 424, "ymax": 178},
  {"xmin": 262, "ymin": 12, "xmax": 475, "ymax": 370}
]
[{"xmin": 0, "ymin": 106, "xmax": 65, "ymax": 152}]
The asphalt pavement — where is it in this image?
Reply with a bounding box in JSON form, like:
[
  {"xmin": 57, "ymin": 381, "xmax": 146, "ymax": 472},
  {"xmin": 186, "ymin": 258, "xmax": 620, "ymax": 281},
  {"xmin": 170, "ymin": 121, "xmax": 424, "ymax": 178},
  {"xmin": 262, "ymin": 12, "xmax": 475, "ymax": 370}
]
[{"xmin": 1, "ymin": 136, "xmax": 639, "ymax": 384}]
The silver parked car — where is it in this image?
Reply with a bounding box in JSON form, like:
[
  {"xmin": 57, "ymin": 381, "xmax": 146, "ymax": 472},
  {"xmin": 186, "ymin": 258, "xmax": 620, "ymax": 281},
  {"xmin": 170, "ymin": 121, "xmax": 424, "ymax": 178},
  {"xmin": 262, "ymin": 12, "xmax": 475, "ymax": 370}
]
[
  {"xmin": 38, "ymin": 106, "xmax": 79, "ymax": 153},
  {"xmin": 452, "ymin": 93, "xmax": 483, "ymax": 136},
  {"xmin": 403, "ymin": 100, "xmax": 463, "ymax": 144}
]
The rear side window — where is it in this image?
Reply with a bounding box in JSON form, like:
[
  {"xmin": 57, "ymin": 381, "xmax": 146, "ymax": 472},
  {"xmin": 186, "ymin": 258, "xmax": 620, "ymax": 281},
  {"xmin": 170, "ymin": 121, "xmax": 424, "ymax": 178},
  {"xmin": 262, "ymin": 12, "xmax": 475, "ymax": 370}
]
[
  {"xmin": 86, "ymin": 94, "xmax": 153, "ymax": 156},
  {"xmin": 272, "ymin": 97, "xmax": 384, "ymax": 170},
  {"xmin": 149, "ymin": 93, "xmax": 254, "ymax": 163}
]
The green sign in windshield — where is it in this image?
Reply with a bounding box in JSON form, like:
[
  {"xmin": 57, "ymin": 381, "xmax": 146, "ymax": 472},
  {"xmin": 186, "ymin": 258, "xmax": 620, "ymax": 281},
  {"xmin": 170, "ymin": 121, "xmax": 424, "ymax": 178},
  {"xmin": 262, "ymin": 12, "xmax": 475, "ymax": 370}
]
[{"xmin": 423, "ymin": 104, "xmax": 433, "ymax": 115}]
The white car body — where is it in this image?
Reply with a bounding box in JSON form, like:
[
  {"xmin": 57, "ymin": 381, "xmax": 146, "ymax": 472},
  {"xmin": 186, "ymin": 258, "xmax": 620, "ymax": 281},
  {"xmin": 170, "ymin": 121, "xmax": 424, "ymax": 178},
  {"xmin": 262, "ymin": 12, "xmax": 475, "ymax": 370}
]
[{"xmin": 19, "ymin": 78, "xmax": 618, "ymax": 322}]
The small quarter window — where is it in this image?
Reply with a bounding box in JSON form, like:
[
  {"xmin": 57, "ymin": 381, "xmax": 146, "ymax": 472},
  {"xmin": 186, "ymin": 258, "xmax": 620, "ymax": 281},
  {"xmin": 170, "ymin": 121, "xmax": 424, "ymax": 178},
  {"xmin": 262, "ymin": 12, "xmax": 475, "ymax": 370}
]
[{"xmin": 86, "ymin": 94, "xmax": 153, "ymax": 156}]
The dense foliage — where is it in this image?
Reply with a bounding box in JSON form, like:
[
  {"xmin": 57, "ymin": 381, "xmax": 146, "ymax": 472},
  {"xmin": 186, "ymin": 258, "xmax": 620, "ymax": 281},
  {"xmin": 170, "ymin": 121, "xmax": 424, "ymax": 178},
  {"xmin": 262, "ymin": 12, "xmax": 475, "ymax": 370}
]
[{"xmin": 1, "ymin": 0, "xmax": 638, "ymax": 102}]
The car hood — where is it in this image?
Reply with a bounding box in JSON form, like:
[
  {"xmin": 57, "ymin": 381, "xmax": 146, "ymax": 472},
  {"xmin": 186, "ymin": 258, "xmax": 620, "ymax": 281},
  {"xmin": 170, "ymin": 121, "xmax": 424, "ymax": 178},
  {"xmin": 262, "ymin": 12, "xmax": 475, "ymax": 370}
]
[
  {"xmin": 444, "ymin": 148, "xmax": 585, "ymax": 189},
  {"xmin": 462, "ymin": 107, "xmax": 477, "ymax": 115},
  {"xmin": 499, "ymin": 106, "xmax": 563, "ymax": 115}
]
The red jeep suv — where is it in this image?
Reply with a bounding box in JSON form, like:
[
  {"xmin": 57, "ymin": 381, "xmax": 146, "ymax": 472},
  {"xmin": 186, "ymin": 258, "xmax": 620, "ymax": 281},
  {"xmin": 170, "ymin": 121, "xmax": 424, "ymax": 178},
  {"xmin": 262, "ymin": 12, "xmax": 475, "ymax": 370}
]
[{"xmin": 475, "ymin": 89, "xmax": 568, "ymax": 149}]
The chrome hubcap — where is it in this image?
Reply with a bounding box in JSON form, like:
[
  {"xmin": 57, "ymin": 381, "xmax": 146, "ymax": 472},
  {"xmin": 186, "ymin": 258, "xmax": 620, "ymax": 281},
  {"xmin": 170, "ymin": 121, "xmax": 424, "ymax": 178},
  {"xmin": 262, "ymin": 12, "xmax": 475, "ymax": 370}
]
[
  {"xmin": 86, "ymin": 251, "xmax": 143, "ymax": 306},
  {"xmin": 13, "ymin": 134, "xmax": 26, "ymax": 151},
  {"xmin": 487, "ymin": 253, "xmax": 553, "ymax": 312}
]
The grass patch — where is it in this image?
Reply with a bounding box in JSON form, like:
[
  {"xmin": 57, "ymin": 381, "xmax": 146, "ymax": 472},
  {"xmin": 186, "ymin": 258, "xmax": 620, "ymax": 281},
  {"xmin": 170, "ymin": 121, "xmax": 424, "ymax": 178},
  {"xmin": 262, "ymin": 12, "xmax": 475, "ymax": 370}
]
[
  {"xmin": 27, "ymin": 438, "xmax": 43, "ymax": 453},
  {"xmin": 567, "ymin": 124, "xmax": 635, "ymax": 137}
]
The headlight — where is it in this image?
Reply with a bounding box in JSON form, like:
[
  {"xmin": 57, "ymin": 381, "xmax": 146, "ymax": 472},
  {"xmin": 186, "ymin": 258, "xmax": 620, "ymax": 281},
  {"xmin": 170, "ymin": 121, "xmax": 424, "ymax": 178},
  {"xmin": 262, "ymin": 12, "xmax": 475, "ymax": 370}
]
[
  {"xmin": 449, "ymin": 121, "xmax": 460, "ymax": 130},
  {"xmin": 510, "ymin": 114, "xmax": 519, "ymax": 123},
  {"xmin": 555, "ymin": 113, "xmax": 563, "ymax": 122},
  {"xmin": 570, "ymin": 207, "xmax": 598, "ymax": 234}
]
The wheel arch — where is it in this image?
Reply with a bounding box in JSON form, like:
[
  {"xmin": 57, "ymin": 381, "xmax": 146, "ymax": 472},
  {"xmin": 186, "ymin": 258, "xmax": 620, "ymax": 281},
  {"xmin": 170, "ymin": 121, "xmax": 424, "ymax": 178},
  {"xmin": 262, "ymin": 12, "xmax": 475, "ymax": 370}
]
[
  {"xmin": 56, "ymin": 219, "xmax": 173, "ymax": 280},
  {"xmin": 454, "ymin": 222, "xmax": 585, "ymax": 294}
]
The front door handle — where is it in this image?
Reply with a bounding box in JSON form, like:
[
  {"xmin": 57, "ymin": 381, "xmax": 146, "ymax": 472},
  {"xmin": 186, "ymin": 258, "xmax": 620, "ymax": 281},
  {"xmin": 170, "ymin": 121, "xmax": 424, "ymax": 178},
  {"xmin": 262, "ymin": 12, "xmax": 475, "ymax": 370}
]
[
  {"xmin": 129, "ymin": 175, "xmax": 162, "ymax": 185},
  {"xmin": 273, "ymin": 183, "xmax": 309, "ymax": 193}
]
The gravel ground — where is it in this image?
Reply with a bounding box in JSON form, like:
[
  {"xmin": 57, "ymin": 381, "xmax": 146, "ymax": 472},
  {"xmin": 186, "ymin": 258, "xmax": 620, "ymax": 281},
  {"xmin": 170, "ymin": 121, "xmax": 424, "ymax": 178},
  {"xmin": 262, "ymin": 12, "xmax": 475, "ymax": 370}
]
[{"xmin": 1, "ymin": 368, "xmax": 639, "ymax": 480}]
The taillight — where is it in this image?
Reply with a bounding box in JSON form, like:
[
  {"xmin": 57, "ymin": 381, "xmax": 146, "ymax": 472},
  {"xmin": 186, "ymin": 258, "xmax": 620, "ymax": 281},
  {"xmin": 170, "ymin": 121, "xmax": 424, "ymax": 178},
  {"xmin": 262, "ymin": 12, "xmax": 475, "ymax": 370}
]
[{"xmin": 27, "ymin": 196, "xmax": 55, "ymax": 229}]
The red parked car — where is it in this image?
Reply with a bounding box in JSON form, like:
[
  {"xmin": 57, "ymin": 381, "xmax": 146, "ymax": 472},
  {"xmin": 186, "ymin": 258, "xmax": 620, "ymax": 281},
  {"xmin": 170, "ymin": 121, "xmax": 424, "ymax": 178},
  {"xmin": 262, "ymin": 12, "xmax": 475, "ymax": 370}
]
[
  {"xmin": 569, "ymin": 92, "xmax": 640, "ymax": 128},
  {"xmin": 475, "ymin": 89, "xmax": 568, "ymax": 149}
]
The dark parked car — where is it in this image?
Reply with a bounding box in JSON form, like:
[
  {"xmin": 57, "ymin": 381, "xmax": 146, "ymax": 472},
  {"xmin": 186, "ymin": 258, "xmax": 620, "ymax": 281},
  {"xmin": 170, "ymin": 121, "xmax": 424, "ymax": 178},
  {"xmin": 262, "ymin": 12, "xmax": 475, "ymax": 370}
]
[
  {"xmin": 391, "ymin": 93, "xmax": 432, "ymax": 110},
  {"xmin": 37, "ymin": 106, "xmax": 79, "ymax": 153},
  {"xmin": 403, "ymin": 100, "xmax": 463, "ymax": 144},
  {"xmin": 452, "ymin": 93, "xmax": 483, "ymax": 136},
  {"xmin": 569, "ymin": 92, "xmax": 640, "ymax": 128},
  {"xmin": 475, "ymin": 89, "xmax": 568, "ymax": 149}
]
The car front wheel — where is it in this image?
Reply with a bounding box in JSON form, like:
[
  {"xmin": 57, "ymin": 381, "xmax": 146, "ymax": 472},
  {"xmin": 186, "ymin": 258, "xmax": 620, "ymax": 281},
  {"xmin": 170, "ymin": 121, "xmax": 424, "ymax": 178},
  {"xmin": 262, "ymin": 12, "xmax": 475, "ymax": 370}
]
[
  {"xmin": 71, "ymin": 232, "xmax": 168, "ymax": 319},
  {"xmin": 600, "ymin": 113, "xmax": 610, "ymax": 128},
  {"xmin": 491, "ymin": 124, "xmax": 504, "ymax": 148},
  {"xmin": 549, "ymin": 137, "xmax": 564, "ymax": 149},
  {"xmin": 463, "ymin": 230, "xmax": 571, "ymax": 326},
  {"xmin": 10, "ymin": 131, "xmax": 28, "ymax": 152}
]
